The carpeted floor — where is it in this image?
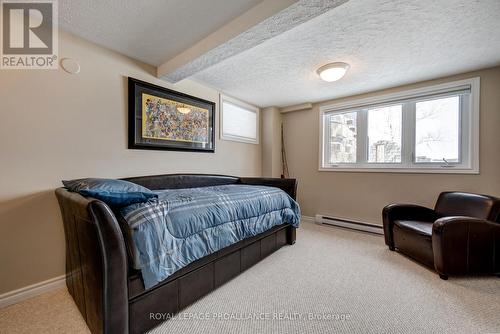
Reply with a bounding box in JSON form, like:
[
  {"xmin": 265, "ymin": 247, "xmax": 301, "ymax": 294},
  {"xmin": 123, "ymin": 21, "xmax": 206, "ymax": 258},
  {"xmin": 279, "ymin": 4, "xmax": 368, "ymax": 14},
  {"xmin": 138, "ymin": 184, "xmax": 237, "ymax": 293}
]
[{"xmin": 1, "ymin": 222, "xmax": 499, "ymax": 334}]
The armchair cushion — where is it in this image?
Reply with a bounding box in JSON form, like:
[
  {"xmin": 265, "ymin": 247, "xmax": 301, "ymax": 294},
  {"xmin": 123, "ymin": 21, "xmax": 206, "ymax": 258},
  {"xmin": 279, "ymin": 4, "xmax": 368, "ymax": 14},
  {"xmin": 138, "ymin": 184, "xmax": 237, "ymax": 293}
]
[
  {"xmin": 392, "ymin": 222, "xmax": 434, "ymax": 267},
  {"xmin": 394, "ymin": 220, "xmax": 433, "ymax": 236}
]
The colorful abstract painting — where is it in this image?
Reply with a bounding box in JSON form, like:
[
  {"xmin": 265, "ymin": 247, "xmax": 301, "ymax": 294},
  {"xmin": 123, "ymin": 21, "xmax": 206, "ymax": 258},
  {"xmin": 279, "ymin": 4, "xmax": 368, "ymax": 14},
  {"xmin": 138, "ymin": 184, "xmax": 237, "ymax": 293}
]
[{"xmin": 142, "ymin": 93, "xmax": 209, "ymax": 144}]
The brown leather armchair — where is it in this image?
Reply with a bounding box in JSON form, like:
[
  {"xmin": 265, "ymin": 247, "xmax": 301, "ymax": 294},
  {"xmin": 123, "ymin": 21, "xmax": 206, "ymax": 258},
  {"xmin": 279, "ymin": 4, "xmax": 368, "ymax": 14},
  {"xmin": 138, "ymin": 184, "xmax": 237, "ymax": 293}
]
[{"xmin": 383, "ymin": 192, "xmax": 500, "ymax": 280}]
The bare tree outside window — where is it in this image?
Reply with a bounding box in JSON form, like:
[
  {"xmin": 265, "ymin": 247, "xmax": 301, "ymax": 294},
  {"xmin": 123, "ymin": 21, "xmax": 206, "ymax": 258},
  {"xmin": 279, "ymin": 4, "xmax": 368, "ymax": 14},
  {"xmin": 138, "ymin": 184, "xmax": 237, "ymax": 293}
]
[
  {"xmin": 367, "ymin": 105, "xmax": 402, "ymax": 163},
  {"xmin": 415, "ymin": 96, "xmax": 460, "ymax": 163}
]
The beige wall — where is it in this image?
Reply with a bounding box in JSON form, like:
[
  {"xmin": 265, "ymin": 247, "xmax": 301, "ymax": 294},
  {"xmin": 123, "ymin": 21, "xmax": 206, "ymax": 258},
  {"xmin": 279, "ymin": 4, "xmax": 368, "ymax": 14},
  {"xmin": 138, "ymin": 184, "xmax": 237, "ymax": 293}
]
[
  {"xmin": 0, "ymin": 31, "xmax": 261, "ymax": 294},
  {"xmin": 283, "ymin": 67, "xmax": 500, "ymax": 224},
  {"xmin": 261, "ymin": 107, "xmax": 282, "ymax": 177}
]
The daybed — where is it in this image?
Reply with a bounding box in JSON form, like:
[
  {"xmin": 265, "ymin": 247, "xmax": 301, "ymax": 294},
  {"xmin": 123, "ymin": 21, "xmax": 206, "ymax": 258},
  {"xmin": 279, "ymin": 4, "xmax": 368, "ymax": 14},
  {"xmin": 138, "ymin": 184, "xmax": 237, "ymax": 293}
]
[{"xmin": 55, "ymin": 174, "xmax": 298, "ymax": 334}]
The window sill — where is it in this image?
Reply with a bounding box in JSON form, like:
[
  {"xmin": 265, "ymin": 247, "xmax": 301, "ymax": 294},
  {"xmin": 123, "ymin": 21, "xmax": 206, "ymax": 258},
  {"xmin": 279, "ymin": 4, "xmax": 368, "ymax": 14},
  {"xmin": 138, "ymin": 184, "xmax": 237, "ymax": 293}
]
[{"xmin": 318, "ymin": 167, "xmax": 479, "ymax": 174}]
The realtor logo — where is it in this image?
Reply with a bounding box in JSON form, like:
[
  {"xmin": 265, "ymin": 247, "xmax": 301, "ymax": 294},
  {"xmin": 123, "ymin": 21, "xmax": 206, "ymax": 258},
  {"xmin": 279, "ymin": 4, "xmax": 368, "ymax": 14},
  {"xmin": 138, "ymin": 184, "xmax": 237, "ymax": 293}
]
[{"xmin": 1, "ymin": 0, "xmax": 58, "ymax": 69}]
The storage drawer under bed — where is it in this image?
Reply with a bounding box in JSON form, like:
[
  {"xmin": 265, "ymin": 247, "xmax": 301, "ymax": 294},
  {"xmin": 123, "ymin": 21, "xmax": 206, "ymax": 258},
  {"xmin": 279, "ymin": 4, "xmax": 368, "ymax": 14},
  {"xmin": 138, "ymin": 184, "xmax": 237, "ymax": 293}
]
[{"xmin": 128, "ymin": 224, "xmax": 293, "ymax": 334}]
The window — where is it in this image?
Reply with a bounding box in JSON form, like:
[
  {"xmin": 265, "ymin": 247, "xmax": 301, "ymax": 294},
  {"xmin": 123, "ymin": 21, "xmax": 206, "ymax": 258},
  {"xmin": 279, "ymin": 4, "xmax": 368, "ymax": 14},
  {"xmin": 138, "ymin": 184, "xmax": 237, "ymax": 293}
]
[
  {"xmin": 220, "ymin": 95, "xmax": 259, "ymax": 144},
  {"xmin": 367, "ymin": 105, "xmax": 402, "ymax": 163},
  {"xmin": 319, "ymin": 78, "xmax": 479, "ymax": 173},
  {"xmin": 415, "ymin": 96, "xmax": 459, "ymax": 163},
  {"xmin": 328, "ymin": 112, "xmax": 357, "ymax": 163}
]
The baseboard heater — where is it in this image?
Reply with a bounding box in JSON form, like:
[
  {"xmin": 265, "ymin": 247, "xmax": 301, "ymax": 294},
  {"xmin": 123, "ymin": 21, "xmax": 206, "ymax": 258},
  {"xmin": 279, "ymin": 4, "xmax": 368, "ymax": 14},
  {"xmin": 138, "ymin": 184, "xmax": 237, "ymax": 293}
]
[{"xmin": 315, "ymin": 214, "xmax": 383, "ymax": 235}]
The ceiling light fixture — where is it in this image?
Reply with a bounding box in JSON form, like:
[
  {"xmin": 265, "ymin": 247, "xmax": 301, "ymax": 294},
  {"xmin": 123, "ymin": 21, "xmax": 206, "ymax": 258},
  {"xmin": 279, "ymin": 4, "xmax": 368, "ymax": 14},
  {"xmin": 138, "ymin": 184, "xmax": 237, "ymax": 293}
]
[{"xmin": 317, "ymin": 62, "xmax": 350, "ymax": 82}]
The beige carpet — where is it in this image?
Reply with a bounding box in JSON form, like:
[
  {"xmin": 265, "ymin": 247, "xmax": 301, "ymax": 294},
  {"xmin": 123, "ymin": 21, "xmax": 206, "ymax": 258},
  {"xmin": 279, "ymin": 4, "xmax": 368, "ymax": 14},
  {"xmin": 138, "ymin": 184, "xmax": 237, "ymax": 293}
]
[
  {"xmin": 1, "ymin": 222, "xmax": 499, "ymax": 334},
  {"xmin": 0, "ymin": 287, "xmax": 89, "ymax": 334}
]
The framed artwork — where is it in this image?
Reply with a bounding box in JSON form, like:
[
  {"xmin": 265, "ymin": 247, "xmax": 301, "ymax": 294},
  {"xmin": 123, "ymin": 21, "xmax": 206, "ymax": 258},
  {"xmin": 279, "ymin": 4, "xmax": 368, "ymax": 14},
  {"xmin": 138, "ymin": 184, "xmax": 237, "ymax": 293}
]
[{"xmin": 128, "ymin": 77, "xmax": 215, "ymax": 152}]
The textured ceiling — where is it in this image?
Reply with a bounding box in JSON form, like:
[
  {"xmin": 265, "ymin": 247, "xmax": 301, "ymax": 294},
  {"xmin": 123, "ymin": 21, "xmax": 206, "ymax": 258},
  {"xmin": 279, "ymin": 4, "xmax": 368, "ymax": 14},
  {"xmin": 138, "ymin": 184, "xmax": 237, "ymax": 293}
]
[
  {"xmin": 59, "ymin": 0, "xmax": 262, "ymax": 66},
  {"xmin": 162, "ymin": 0, "xmax": 348, "ymax": 82},
  {"xmin": 194, "ymin": 0, "xmax": 500, "ymax": 107}
]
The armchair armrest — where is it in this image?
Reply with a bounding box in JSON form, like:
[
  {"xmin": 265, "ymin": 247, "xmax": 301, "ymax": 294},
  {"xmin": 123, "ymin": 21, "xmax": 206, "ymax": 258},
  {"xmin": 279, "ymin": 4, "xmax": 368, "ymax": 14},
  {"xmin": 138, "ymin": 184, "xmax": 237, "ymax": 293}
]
[
  {"xmin": 432, "ymin": 216, "xmax": 500, "ymax": 275},
  {"xmin": 382, "ymin": 204, "xmax": 437, "ymax": 248}
]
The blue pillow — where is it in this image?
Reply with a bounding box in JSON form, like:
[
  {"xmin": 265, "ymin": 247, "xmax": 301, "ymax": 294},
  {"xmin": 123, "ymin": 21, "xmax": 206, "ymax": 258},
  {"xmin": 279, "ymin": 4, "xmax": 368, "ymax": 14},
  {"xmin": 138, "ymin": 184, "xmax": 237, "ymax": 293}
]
[{"xmin": 62, "ymin": 178, "xmax": 157, "ymax": 206}]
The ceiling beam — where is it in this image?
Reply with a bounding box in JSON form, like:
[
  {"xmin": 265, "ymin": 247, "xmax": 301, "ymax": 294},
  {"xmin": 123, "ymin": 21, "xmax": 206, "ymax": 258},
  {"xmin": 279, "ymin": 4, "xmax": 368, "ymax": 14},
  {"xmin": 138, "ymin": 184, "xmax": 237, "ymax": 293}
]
[
  {"xmin": 280, "ymin": 103, "xmax": 313, "ymax": 113},
  {"xmin": 157, "ymin": 0, "xmax": 349, "ymax": 83}
]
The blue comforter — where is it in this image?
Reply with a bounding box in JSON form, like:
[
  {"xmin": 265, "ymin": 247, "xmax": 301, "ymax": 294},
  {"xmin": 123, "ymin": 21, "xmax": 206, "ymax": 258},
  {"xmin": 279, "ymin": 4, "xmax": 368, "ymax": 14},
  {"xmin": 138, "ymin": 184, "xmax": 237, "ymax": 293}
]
[{"xmin": 120, "ymin": 184, "xmax": 300, "ymax": 289}]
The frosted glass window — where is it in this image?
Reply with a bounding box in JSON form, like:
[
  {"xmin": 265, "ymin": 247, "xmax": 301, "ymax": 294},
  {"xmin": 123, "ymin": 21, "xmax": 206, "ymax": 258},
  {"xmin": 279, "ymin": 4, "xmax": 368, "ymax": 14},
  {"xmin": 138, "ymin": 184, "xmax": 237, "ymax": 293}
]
[{"xmin": 221, "ymin": 96, "xmax": 259, "ymax": 144}]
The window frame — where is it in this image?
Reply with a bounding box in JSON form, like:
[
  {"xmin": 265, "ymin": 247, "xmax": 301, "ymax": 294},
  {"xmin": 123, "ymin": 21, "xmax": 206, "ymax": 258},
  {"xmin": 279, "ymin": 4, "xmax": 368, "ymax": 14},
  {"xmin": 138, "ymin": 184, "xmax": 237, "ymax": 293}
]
[
  {"xmin": 318, "ymin": 77, "xmax": 480, "ymax": 174},
  {"xmin": 220, "ymin": 94, "xmax": 260, "ymax": 145}
]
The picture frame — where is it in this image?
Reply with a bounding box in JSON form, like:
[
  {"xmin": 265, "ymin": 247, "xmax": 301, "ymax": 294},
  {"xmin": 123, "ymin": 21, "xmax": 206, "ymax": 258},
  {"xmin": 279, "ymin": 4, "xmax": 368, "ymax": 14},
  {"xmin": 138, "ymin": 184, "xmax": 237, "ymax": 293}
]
[{"xmin": 128, "ymin": 77, "xmax": 215, "ymax": 152}]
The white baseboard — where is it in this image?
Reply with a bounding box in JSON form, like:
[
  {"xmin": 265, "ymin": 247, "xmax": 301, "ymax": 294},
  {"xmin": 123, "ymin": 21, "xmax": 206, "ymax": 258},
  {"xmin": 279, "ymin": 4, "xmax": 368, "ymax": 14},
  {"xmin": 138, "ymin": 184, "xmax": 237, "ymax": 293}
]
[
  {"xmin": 301, "ymin": 215, "xmax": 315, "ymax": 224},
  {"xmin": 0, "ymin": 275, "xmax": 66, "ymax": 309}
]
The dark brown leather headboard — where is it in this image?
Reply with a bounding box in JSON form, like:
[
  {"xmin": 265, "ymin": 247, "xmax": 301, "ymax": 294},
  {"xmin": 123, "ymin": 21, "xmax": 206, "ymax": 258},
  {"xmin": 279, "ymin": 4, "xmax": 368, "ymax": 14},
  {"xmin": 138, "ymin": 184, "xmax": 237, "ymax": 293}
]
[
  {"xmin": 122, "ymin": 173, "xmax": 239, "ymax": 190},
  {"xmin": 122, "ymin": 173, "xmax": 297, "ymax": 200}
]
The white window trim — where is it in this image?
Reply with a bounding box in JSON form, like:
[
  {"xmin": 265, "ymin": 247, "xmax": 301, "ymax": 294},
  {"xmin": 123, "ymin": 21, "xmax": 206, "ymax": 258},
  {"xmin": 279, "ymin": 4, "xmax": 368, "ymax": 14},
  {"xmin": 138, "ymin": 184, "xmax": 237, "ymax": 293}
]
[
  {"xmin": 318, "ymin": 77, "xmax": 480, "ymax": 174},
  {"xmin": 220, "ymin": 94, "xmax": 260, "ymax": 144}
]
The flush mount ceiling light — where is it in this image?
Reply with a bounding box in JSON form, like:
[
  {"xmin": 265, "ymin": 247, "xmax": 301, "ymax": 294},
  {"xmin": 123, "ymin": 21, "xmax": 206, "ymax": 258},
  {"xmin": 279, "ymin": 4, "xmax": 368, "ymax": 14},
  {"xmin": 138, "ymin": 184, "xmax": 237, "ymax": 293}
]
[{"xmin": 317, "ymin": 62, "xmax": 350, "ymax": 82}]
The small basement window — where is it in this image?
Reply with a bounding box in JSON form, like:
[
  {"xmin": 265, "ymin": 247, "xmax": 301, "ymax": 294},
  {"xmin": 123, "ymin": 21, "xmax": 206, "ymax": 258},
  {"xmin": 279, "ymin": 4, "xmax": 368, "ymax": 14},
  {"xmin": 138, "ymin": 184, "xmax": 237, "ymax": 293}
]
[{"xmin": 220, "ymin": 95, "xmax": 259, "ymax": 144}]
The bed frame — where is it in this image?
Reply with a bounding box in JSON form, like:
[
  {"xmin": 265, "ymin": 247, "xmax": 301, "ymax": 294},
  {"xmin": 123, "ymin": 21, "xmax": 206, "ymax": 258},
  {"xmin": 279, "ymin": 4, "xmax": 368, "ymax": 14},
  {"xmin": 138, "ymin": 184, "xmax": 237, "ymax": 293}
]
[{"xmin": 55, "ymin": 174, "xmax": 297, "ymax": 334}]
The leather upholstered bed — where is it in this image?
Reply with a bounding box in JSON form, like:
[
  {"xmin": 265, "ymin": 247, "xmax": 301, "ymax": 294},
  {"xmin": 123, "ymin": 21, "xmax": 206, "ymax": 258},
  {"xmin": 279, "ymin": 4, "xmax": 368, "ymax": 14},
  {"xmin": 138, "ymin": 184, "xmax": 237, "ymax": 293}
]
[{"xmin": 55, "ymin": 174, "xmax": 298, "ymax": 334}]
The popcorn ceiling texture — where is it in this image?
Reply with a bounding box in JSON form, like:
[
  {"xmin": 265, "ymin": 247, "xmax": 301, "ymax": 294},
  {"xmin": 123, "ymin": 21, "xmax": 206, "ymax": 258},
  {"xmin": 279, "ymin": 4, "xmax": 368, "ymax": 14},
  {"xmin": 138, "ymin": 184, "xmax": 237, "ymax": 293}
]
[
  {"xmin": 162, "ymin": 0, "xmax": 349, "ymax": 82},
  {"xmin": 194, "ymin": 0, "xmax": 500, "ymax": 107},
  {"xmin": 58, "ymin": 0, "xmax": 262, "ymax": 66}
]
